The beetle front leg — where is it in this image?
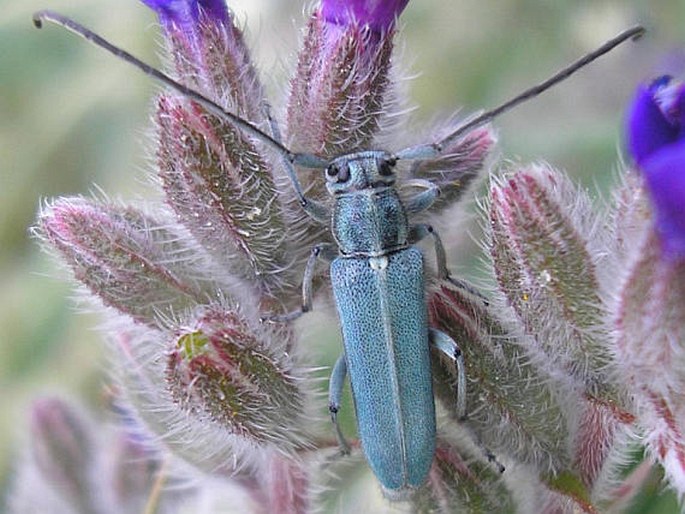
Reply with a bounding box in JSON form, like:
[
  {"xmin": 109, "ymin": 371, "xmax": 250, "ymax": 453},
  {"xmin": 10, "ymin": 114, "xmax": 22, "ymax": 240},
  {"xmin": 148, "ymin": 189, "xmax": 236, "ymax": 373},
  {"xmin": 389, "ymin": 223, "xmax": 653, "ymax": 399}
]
[
  {"xmin": 329, "ymin": 354, "xmax": 351, "ymax": 455},
  {"xmin": 404, "ymin": 179, "xmax": 440, "ymax": 214},
  {"xmin": 261, "ymin": 243, "xmax": 337, "ymax": 323},
  {"xmin": 266, "ymin": 110, "xmax": 330, "ymax": 224},
  {"xmin": 429, "ymin": 328, "xmax": 467, "ymax": 420}
]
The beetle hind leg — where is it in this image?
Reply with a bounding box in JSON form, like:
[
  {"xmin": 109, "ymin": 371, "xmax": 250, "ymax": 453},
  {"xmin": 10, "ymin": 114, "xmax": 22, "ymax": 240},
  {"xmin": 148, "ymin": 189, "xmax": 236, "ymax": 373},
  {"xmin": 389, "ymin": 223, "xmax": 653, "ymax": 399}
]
[
  {"xmin": 429, "ymin": 328, "xmax": 467, "ymax": 421},
  {"xmin": 329, "ymin": 354, "xmax": 351, "ymax": 456}
]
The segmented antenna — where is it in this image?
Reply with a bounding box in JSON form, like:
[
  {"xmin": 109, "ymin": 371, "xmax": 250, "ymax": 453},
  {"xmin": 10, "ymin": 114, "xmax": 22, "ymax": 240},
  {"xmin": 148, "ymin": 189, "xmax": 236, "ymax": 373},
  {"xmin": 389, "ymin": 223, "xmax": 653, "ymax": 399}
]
[
  {"xmin": 32, "ymin": 10, "xmax": 328, "ymax": 169},
  {"xmin": 396, "ymin": 25, "xmax": 645, "ymax": 160}
]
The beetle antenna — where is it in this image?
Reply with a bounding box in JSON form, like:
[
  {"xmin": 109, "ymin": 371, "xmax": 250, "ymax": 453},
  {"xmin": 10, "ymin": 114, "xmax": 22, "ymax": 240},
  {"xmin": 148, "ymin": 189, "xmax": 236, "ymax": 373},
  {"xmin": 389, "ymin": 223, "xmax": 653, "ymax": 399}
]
[
  {"xmin": 32, "ymin": 10, "xmax": 328, "ymax": 169},
  {"xmin": 397, "ymin": 25, "xmax": 645, "ymax": 161}
]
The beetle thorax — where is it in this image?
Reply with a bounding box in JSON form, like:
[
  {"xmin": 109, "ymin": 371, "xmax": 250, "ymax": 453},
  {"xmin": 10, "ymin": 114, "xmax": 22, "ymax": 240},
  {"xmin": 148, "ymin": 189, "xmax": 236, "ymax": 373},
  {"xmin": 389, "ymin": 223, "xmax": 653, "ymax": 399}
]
[{"xmin": 331, "ymin": 186, "xmax": 409, "ymax": 257}]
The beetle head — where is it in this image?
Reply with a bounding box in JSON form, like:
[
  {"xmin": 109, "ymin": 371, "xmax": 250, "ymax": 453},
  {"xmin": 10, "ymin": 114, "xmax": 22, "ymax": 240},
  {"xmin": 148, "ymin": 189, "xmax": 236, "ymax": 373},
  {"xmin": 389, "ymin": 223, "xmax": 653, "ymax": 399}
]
[{"xmin": 324, "ymin": 151, "xmax": 397, "ymax": 195}]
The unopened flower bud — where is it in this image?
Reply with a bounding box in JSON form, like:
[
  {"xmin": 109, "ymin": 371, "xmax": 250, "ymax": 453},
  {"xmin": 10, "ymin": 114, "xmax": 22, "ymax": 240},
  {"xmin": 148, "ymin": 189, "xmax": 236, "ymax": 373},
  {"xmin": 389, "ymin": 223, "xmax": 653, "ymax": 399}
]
[
  {"xmin": 37, "ymin": 198, "xmax": 209, "ymax": 327},
  {"xmin": 167, "ymin": 308, "xmax": 311, "ymax": 450},
  {"xmin": 30, "ymin": 398, "xmax": 98, "ymax": 513},
  {"xmin": 488, "ymin": 165, "xmax": 616, "ymax": 400}
]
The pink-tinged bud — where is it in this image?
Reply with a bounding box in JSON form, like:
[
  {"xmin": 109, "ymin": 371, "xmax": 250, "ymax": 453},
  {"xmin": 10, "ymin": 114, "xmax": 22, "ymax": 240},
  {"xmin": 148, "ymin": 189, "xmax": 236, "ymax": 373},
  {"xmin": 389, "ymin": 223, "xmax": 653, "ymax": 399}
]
[
  {"xmin": 147, "ymin": 0, "xmax": 270, "ymax": 126},
  {"xmin": 614, "ymin": 222, "xmax": 685, "ymax": 494},
  {"xmin": 287, "ymin": 10, "xmax": 395, "ymax": 158},
  {"xmin": 284, "ymin": 7, "xmax": 399, "ymax": 256},
  {"xmin": 166, "ymin": 307, "xmax": 311, "ymax": 450},
  {"xmin": 488, "ymin": 165, "xmax": 618, "ymax": 401},
  {"xmin": 409, "ymin": 125, "xmax": 496, "ymax": 213},
  {"xmin": 320, "ymin": 0, "xmax": 410, "ymax": 31},
  {"xmin": 156, "ymin": 96, "xmax": 295, "ymax": 298},
  {"xmin": 108, "ymin": 432, "xmax": 164, "ymax": 513},
  {"xmin": 538, "ymin": 475, "xmax": 597, "ymax": 514},
  {"xmin": 602, "ymin": 460, "xmax": 656, "ymax": 512},
  {"xmin": 428, "ymin": 282, "xmax": 571, "ymax": 473},
  {"xmin": 147, "ymin": 0, "xmax": 300, "ymax": 300},
  {"xmin": 643, "ymin": 394, "xmax": 685, "ymax": 494},
  {"xmin": 251, "ymin": 454, "xmax": 310, "ymax": 514},
  {"xmin": 571, "ymin": 397, "xmax": 634, "ymax": 490},
  {"xmin": 37, "ymin": 198, "xmax": 209, "ymax": 327},
  {"xmin": 142, "ymin": 1, "xmax": 230, "ymax": 95},
  {"xmin": 29, "ymin": 398, "xmax": 98, "ymax": 513}
]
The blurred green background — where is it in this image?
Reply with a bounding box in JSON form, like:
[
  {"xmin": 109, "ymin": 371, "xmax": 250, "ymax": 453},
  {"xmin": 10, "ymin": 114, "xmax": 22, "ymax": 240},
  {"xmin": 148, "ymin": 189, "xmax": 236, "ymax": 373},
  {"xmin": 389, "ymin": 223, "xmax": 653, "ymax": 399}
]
[{"xmin": 2, "ymin": 0, "xmax": 685, "ymax": 511}]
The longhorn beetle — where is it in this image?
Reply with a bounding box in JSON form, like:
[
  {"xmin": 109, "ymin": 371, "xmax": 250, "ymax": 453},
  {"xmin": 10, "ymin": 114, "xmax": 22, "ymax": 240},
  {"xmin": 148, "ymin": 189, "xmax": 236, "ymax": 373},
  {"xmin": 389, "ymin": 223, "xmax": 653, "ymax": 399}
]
[{"xmin": 33, "ymin": 10, "xmax": 644, "ymax": 499}]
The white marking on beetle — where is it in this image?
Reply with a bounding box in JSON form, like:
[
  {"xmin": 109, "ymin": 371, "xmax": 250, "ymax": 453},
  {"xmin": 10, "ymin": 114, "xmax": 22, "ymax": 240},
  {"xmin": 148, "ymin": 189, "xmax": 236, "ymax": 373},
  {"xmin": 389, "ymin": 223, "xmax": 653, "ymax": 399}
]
[{"xmin": 369, "ymin": 256, "xmax": 388, "ymax": 271}]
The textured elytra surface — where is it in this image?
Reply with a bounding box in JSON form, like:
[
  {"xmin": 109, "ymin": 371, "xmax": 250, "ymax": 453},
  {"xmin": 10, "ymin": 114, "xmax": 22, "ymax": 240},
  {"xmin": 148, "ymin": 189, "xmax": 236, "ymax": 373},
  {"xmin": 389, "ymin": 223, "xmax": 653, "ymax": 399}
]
[{"xmin": 331, "ymin": 247, "xmax": 434, "ymax": 491}]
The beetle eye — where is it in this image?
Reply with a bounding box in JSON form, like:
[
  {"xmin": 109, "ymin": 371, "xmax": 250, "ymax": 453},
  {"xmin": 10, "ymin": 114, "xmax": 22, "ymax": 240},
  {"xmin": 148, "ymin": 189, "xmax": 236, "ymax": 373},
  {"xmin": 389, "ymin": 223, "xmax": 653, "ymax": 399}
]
[
  {"xmin": 378, "ymin": 159, "xmax": 395, "ymax": 176},
  {"xmin": 326, "ymin": 163, "xmax": 349, "ymax": 182},
  {"xmin": 326, "ymin": 164, "xmax": 339, "ymax": 178}
]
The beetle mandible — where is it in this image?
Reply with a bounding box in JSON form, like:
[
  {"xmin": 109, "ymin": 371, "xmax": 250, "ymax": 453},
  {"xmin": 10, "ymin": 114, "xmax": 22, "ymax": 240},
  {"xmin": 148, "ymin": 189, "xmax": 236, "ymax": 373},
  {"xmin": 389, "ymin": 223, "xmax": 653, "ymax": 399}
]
[{"xmin": 33, "ymin": 10, "xmax": 644, "ymax": 499}]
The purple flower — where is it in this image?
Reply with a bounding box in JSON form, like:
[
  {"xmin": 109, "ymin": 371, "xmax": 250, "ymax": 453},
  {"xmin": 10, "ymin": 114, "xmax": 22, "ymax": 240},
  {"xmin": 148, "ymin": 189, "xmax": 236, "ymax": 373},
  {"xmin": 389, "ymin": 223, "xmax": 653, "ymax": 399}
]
[
  {"xmin": 320, "ymin": 0, "xmax": 409, "ymax": 31},
  {"xmin": 141, "ymin": 0, "xmax": 228, "ymax": 31},
  {"xmin": 626, "ymin": 76, "xmax": 685, "ymax": 259}
]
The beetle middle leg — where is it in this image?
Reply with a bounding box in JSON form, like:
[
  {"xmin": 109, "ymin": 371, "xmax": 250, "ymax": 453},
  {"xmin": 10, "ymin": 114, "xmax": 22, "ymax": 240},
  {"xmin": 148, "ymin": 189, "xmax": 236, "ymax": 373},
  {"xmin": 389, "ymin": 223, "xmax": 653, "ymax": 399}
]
[
  {"xmin": 328, "ymin": 354, "xmax": 351, "ymax": 455},
  {"xmin": 261, "ymin": 243, "xmax": 337, "ymax": 323},
  {"xmin": 429, "ymin": 328, "xmax": 467, "ymax": 421},
  {"xmin": 409, "ymin": 224, "xmax": 489, "ymax": 304}
]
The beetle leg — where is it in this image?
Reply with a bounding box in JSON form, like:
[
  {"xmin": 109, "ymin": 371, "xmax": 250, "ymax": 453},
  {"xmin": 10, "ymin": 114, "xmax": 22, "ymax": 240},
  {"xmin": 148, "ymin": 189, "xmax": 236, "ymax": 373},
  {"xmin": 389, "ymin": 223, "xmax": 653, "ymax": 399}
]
[
  {"xmin": 404, "ymin": 179, "xmax": 440, "ymax": 214},
  {"xmin": 265, "ymin": 111, "xmax": 330, "ymax": 224},
  {"xmin": 409, "ymin": 224, "xmax": 489, "ymax": 305},
  {"xmin": 479, "ymin": 444, "xmax": 506, "ymax": 474},
  {"xmin": 409, "ymin": 224, "xmax": 449, "ymax": 279},
  {"xmin": 261, "ymin": 243, "xmax": 337, "ymax": 323},
  {"xmin": 329, "ymin": 354, "xmax": 351, "ymax": 455},
  {"xmin": 429, "ymin": 328, "xmax": 467, "ymax": 421}
]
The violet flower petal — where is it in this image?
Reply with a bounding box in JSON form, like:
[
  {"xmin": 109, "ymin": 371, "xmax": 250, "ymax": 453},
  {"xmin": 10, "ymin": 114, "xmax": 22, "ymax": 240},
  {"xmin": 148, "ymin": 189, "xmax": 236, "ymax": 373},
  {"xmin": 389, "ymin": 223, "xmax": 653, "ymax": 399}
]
[
  {"xmin": 320, "ymin": 0, "xmax": 410, "ymax": 30},
  {"xmin": 141, "ymin": 0, "xmax": 228, "ymax": 30},
  {"xmin": 642, "ymin": 139, "xmax": 685, "ymax": 259},
  {"xmin": 626, "ymin": 80, "xmax": 679, "ymax": 164}
]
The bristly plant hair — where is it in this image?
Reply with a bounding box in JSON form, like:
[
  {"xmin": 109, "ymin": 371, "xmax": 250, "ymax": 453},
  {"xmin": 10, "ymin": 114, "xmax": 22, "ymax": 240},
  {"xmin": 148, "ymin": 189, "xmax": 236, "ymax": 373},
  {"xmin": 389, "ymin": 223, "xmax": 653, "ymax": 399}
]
[{"xmin": 33, "ymin": 9, "xmax": 644, "ymax": 167}]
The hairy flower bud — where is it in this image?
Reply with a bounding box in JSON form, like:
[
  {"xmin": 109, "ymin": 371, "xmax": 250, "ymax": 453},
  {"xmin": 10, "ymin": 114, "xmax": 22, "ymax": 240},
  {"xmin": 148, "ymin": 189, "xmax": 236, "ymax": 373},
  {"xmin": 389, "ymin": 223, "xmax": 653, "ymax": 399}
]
[
  {"xmin": 29, "ymin": 398, "xmax": 98, "ymax": 513},
  {"xmin": 412, "ymin": 436, "xmax": 514, "ymax": 512},
  {"xmin": 37, "ymin": 198, "xmax": 211, "ymax": 327},
  {"xmin": 142, "ymin": 0, "xmax": 229, "ymax": 37},
  {"xmin": 144, "ymin": 0, "xmax": 301, "ymax": 299},
  {"xmin": 320, "ymin": 0, "xmax": 409, "ymax": 31},
  {"xmin": 156, "ymin": 96, "xmax": 295, "ymax": 298},
  {"xmin": 166, "ymin": 307, "xmax": 312, "ymax": 450},
  {"xmin": 614, "ymin": 227, "xmax": 685, "ymax": 492},
  {"xmin": 283, "ymin": 4, "xmax": 401, "ymax": 256},
  {"xmin": 287, "ymin": 12, "xmax": 395, "ymax": 158},
  {"xmin": 429, "ymin": 282, "xmax": 571, "ymax": 473},
  {"xmin": 408, "ymin": 125, "xmax": 496, "ymax": 213},
  {"xmin": 488, "ymin": 165, "xmax": 617, "ymax": 400},
  {"xmin": 107, "ymin": 431, "xmax": 165, "ymax": 513}
]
